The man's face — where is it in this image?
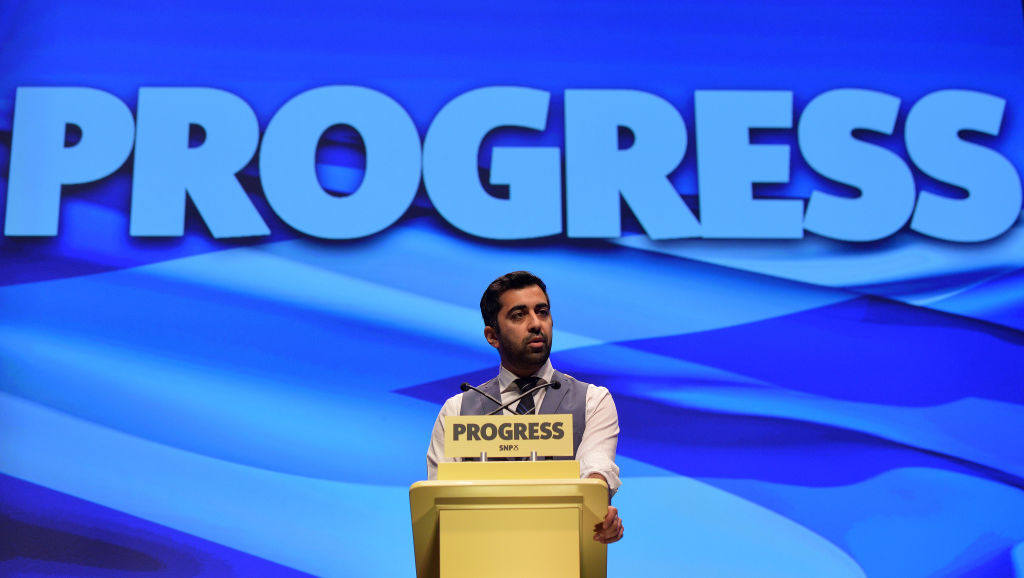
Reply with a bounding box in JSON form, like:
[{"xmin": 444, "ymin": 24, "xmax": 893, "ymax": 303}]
[{"xmin": 484, "ymin": 285, "xmax": 553, "ymax": 377}]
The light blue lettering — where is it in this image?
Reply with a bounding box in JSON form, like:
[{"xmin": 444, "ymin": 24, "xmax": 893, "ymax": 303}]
[
  {"xmin": 5, "ymin": 87, "xmax": 134, "ymax": 235},
  {"xmin": 131, "ymin": 88, "xmax": 268, "ymax": 237},
  {"xmin": 260, "ymin": 86, "xmax": 421, "ymax": 239},
  {"xmin": 696, "ymin": 90, "xmax": 801, "ymax": 239},
  {"xmin": 423, "ymin": 86, "xmax": 561, "ymax": 240},
  {"xmin": 800, "ymin": 89, "xmax": 915, "ymax": 241},
  {"xmin": 906, "ymin": 90, "xmax": 1022, "ymax": 242},
  {"xmin": 564, "ymin": 89, "xmax": 697, "ymax": 239}
]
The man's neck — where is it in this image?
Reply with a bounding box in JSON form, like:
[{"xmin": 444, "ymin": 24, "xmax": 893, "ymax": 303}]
[
  {"xmin": 504, "ymin": 365, "xmax": 541, "ymax": 379},
  {"xmin": 499, "ymin": 358, "xmax": 552, "ymax": 382}
]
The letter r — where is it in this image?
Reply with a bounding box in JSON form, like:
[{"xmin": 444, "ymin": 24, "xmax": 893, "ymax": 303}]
[{"xmin": 131, "ymin": 87, "xmax": 268, "ymax": 237}]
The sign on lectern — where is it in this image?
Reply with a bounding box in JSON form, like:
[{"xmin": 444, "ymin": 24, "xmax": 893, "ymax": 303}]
[{"xmin": 443, "ymin": 413, "xmax": 574, "ymax": 459}]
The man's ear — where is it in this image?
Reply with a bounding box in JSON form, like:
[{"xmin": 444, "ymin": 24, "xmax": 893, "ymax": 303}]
[{"xmin": 484, "ymin": 326, "xmax": 500, "ymax": 349}]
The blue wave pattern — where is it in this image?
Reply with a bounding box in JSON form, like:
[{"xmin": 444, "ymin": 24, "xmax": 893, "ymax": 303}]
[
  {"xmin": 2, "ymin": 1, "xmax": 1024, "ymax": 577},
  {"xmin": 4, "ymin": 219, "xmax": 1024, "ymax": 576},
  {"xmin": 0, "ymin": 474, "xmax": 310, "ymax": 577}
]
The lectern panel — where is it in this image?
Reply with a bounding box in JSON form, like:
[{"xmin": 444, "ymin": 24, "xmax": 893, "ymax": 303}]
[
  {"xmin": 440, "ymin": 507, "xmax": 579, "ymax": 577},
  {"xmin": 410, "ymin": 478, "xmax": 608, "ymax": 577}
]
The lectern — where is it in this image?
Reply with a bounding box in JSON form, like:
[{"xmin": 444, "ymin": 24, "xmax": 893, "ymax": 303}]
[{"xmin": 410, "ymin": 414, "xmax": 609, "ymax": 577}]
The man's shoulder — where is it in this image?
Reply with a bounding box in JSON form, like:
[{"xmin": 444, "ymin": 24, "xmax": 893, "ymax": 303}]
[
  {"xmin": 455, "ymin": 376, "xmax": 502, "ymax": 415},
  {"xmin": 448, "ymin": 376, "xmax": 501, "ymax": 400},
  {"xmin": 439, "ymin": 391, "xmax": 465, "ymax": 415},
  {"xmin": 553, "ymin": 370, "xmax": 600, "ymax": 390},
  {"xmin": 553, "ymin": 370, "xmax": 614, "ymax": 401}
]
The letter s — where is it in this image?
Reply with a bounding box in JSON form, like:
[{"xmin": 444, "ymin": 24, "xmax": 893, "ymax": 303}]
[
  {"xmin": 906, "ymin": 89, "xmax": 1022, "ymax": 242},
  {"xmin": 552, "ymin": 422, "xmax": 565, "ymax": 440},
  {"xmin": 540, "ymin": 422, "xmax": 553, "ymax": 440},
  {"xmin": 799, "ymin": 89, "xmax": 915, "ymax": 241}
]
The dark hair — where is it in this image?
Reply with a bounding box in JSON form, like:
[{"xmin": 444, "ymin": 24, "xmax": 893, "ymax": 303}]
[{"xmin": 480, "ymin": 271, "xmax": 548, "ymax": 330}]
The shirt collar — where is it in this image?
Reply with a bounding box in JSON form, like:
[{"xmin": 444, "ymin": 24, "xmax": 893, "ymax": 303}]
[{"xmin": 498, "ymin": 358, "xmax": 554, "ymax": 394}]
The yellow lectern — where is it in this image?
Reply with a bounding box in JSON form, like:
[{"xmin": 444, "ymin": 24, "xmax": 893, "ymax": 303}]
[{"xmin": 410, "ymin": 414, "xmax": 609, "ymax": 577}]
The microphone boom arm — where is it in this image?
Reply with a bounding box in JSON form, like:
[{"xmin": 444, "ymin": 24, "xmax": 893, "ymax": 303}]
[
  {"xmin": 489, "ymin": 380, "xmax": 561, "ymax": 415},
  {"xmin": 460, "ymin": 379, "xmax": 562, "ymax": 416}
]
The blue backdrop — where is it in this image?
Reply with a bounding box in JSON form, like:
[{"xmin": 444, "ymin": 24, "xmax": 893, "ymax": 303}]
[{"xmin": 2, "ymin": 1, "xmax": 1023, "ymax": 576}]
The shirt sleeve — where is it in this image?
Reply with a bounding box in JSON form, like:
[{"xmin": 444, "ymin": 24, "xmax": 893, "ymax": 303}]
[
  {"xmin": 578, "ymin": 385, "xmax": 621, "ymax": 495},
  {"xmin": 426, "ymin": 394, "xmax": 462, "ymax": 480}
]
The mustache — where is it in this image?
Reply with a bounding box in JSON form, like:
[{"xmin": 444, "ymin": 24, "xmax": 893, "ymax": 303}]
[{"xmin": 523, "ymin": 332, "xmax": 548, "ymax": 345}]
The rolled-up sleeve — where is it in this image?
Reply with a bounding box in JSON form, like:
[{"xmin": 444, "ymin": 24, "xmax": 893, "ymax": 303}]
[
  {"xmin": 426, "ymin": 394, "xmax": 462, "ymax": 480},
  {"xmin": 578, "ymin": 385, "xmax": 621, "ymax": 495}
]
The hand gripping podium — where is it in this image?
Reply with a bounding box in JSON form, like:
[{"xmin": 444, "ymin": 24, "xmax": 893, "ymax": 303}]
[{"xmin": 409, "ymin": 413, "xmax": 609, "ymax": 577}]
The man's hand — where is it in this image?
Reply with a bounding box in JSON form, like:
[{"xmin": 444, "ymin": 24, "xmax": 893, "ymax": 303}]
[
  {"xmin": 593, "ymin": 505, "xmax": 624, "ymax": 544},
  {"xmin": 586, "ymin": 472, "xmax": 623, "ymax": 543}
]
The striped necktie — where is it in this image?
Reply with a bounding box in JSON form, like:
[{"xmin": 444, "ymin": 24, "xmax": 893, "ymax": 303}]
[{"xmin": 514, "ymin": 377, "xmax": 540, "ymax": 415}]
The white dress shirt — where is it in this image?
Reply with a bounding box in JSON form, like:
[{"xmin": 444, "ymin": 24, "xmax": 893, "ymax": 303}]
[{"xmin": 425, "ymin": 359, "xmax": 622, "ymax": 495}]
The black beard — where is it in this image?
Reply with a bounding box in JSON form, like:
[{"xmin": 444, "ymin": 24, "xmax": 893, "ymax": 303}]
[{"xmin": 499, "ymin": 331, "xmax": 551, "ymax": 371}]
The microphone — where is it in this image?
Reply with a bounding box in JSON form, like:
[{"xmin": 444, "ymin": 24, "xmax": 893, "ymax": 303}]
[{"xmin": 460, "ymin": 382, "xmax": 503, "ymax": 408}]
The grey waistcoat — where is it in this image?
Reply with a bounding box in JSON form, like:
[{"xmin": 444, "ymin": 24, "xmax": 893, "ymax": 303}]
[{"xmin": 460, "ymin": 370, "xmax": 587, "ymax": 459}]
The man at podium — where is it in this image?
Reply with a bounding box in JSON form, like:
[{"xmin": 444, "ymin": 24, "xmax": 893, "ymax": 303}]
[{"xmin": 426, "ymin": 271, "xmax": 624, "ymax": 544}]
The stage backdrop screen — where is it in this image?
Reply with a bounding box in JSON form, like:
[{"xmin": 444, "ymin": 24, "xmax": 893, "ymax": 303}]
[{"xmin": 2, "ymin": 1, "xmax": 1023, "ymax": 576}]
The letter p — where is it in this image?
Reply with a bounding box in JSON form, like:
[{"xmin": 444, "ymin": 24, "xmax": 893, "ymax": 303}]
[
  {"xmin": 5, "ymin": 87, "xmax": 135, "ymax": 235},
  {"xmin": 452, "ymin": 423, "xmax": 467, "ymax": 441}
]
